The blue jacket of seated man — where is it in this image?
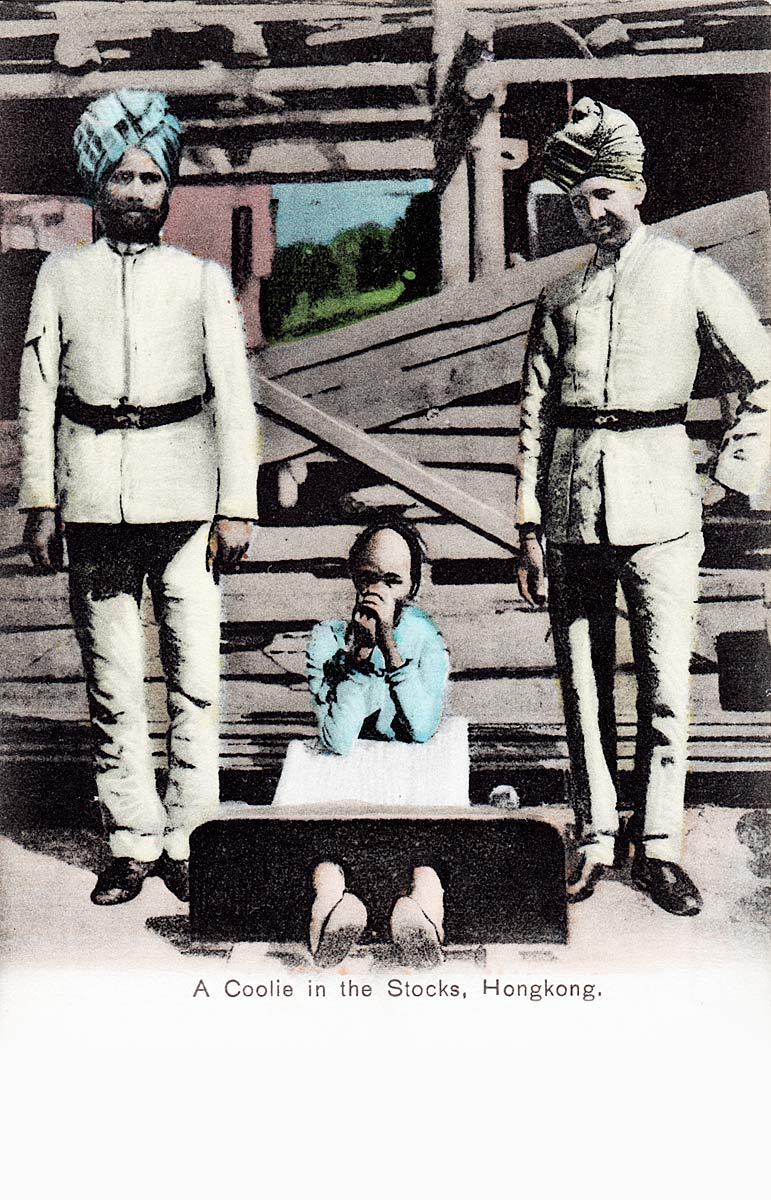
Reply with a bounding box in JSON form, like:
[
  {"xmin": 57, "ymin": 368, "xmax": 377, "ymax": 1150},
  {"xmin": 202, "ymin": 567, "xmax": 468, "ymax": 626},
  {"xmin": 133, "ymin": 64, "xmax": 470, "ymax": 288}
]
[{"xmin": 306, "ymin": 605, "xmax": 450, "ymax": 756}]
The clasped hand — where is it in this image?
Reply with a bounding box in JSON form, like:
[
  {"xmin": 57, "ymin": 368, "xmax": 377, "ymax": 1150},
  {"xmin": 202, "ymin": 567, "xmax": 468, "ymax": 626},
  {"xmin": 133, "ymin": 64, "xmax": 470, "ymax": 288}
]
[{"xmin": 347, "ymin": 585, "xmax": 397, "ymax": 661}]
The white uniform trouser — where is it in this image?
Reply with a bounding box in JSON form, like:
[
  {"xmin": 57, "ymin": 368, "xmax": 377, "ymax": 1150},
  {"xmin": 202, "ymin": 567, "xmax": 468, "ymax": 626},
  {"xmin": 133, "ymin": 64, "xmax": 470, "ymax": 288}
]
[
  {"xmin": 67, "ymin": 522, "xmax": 220, "ymax": 862},
  {"xmin": 547, "ymin": 531, "xmax": 704, "ymax": 866}
]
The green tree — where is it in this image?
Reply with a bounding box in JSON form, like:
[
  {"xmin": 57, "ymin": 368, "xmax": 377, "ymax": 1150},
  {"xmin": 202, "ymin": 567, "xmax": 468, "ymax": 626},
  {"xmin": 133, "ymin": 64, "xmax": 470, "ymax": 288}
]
[
  {"xmin": 391, "ymin": 192, "xmax": 441, "ymax": 300},
  {"xmin": 355, "ymin": 225, "xmax": 395, "ymax": 291},
  {"xmin": 307, "ymin": 243, "xmax": 339, "ymax": 302},
  {"xmin": 260, "ymin": 242, "xmax": 313, "ymax": 338}
]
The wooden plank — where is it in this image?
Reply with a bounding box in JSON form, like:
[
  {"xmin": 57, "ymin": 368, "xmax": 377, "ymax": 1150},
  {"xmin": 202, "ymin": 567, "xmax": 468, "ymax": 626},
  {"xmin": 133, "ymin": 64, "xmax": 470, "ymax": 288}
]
[
  {"xmin": 479, "ymin": 0, "xmax": 766, "ymax": 25},
  {"xmin": 254, "ymin": 376, "xmax": 519, "ymax": 549},
  {"xmin": 258, "ymin": 339, "xmax": 526, "ymax": 461},
  {"xmin": 247, "ymin": 521, "xmax": 513, "ymax": 560},
  {"xmin": 0, "ymin": 62, "xmax": 430, "ymax": 100},
  {"xmin": 246, "ymin": 611, "xmax": 559, "ymax": 678},
  {"xmin": 395, "ymin": 344, "xmax": 526, "ymax": 413},
  {"xmin": 222, "ymin": 577, "xmax": 526, "ymax": 624},
  {"xmin": 257, "ymin": 278, "xmax": 555, "ymax": 381},
  {"xmin": 393, "ymin": 405, "xmax": 518, "ymax": 432},
  {"xmin": 274, "ymin": 304, "xmax": 533, "ymax": 385},
  {"xmin": 660, "ymin": 192, "xmax": 770, "ymax": 253},
  {"xmin": 0, "ymin": 679, "xmax": 309, "ymax": 721},
  {"xmin": 259, "ymin": 331, "xmax": 531, "ymax": 441},
  {"xmin": 703, "ymin": 230, "xmax": 771, "ymax": 317},
  {"xmin": 452, "ymin": 672, "xmax": 771, "ymax": 731},
  {"xmin": 431, "ymin": 468, "xmax": 514, "ymax": 514},
  {"xmin": 0, "ymin": 516, "xmax": 767, "ymax": 588},
  {"xmin": 0, "ymin": 507, "xmax": 515, "ymax": 564},
  {"xmin": 0, "ymin": 0, "xmax": 758, "ymax": 42},
  {"xmin": 0, "ymin": 629, "xmax": 83, "ymax": 679},
  {"xmin": 6, "ymin": 672, "xmax": 768, "ymax": 738},
  {"xmin": 0, "ymin": 3, "xmax": 427, "ymax": 41},
  {"xmin": 186, "ymin": 107, "xmax": 433, "ymax": 130},
  {"xmin": 2, "ymin": 726, "xmax": 767, "ymax": 771},
  {"xmin": 0, "ymin": 587, "xmax": 761, "ymax": 676},
  {"xmin": 371, "ymin": 431, "xmax": 513, "ymax": 465},
  {"xmin": 0, "ymin": 533, "xmax": 765, "ymax": 637},
  {"xmin": 181, "ymin": 137, "xmax": 434, "ymax": 179},
  {"xmin": 466, "ymin": 51, "xmax": 771, "ymax": 96},
  {"xmin": 251, "ymin": 607, "xmax": 766, "ymax": 680}
]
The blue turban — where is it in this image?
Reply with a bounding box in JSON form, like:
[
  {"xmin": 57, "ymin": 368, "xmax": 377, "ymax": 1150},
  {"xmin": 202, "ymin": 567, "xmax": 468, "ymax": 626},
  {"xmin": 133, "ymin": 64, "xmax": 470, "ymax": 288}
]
[{"xmin": 73, "ymin": 89, "xmax": 182, "ymax": 197}]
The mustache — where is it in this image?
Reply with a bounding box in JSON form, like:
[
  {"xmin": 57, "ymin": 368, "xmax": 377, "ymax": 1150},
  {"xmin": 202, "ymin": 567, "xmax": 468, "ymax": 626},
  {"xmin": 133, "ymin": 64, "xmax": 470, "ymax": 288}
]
[
  {"xmin": 590, "ymin": 215, "xmax": 621, "ymax": 232},
  {"xmin": 114, "ymin": 203, "xmax": 154, "ymax": 214}
]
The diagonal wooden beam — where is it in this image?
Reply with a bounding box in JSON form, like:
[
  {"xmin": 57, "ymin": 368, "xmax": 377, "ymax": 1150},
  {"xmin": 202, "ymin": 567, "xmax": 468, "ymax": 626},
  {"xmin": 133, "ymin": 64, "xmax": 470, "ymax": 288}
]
[{"xmin": 252, "ymin": 371, "xmax": 518, "ymax": 552}]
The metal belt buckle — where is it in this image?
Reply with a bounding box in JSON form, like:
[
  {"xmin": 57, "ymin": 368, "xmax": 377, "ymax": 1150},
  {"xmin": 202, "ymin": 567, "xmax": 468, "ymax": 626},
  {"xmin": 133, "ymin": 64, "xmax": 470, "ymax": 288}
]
[
  {"xmin": 594, "ymin": 412, "xmax": 618, "ymax": 429},
  {"xmin": 113, "ymin": 405, "xmax": 142, "ymax": 429}
]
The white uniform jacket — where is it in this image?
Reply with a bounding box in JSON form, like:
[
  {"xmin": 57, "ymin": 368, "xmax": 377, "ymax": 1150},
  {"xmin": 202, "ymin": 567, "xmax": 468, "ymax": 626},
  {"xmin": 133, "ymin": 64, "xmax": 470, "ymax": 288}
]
[
  {"xmin": 19, "ymin": 238, "xmax": 260, "ymax": 523},
  {"xmin": 516, "ymin": 226, "xmax": 771, "ymax": 544}
]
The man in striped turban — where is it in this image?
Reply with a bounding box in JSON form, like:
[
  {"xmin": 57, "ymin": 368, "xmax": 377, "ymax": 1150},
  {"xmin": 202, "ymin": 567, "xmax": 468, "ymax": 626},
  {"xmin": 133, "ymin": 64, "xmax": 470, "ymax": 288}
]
[
  {"xmin": 19, "ymin": 91, "xmax": 260, "ymax": 907},
  {"xmin": 73, "ymin": 88, "xmax": 182, "ymax": 242},
  {"xmin": 542, "ymin": 96, "xmax": 645, "ymax": 195},
  {"xmin": 74, "ymin": 88, "xmax": 182, "ymax": 196},
  {"xmin": 516, "ymin": 98, "xmax": 770, "ymax": 918}
]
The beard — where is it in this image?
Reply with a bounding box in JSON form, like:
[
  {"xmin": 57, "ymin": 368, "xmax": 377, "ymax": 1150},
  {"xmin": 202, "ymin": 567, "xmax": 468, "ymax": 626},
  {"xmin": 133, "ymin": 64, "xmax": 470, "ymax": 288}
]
[{"xmin": 96, "ymin": 192, "xmax": 169, "ymax": 244}]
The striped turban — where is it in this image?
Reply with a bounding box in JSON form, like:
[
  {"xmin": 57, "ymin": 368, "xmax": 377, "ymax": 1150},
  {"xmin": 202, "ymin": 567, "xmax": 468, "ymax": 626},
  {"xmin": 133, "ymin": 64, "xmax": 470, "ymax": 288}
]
[
  {"xmin": 543, "ymin": 97, "xmax": 645, "ymax": 193},
  {"xmin": 73, "ymin": 89, "xmax": 182, "ymax": 197}
]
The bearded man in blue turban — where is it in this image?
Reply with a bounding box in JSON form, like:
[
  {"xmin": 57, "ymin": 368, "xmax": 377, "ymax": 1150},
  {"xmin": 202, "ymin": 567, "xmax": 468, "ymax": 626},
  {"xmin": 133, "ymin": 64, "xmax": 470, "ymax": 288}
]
[
  {"xmin": 19, "ymin": 90, "xmax": 260, "ymax": 906},
  {"xmin": 516, "ymin": 98, "xmax": 770, "ymax": 916}
]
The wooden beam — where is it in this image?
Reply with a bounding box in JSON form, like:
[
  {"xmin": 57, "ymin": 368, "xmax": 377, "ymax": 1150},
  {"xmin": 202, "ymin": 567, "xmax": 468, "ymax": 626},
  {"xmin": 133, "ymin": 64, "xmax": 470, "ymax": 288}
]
[
  {"xmin": 252, "ymin": 373, "xmax": 519, "ymax": 551},
  {"xmin": 184, "ymin": 106, "xmax": 432, "ymax": 130},
  {"xmin": 305, "ymin": 15, "xmax": 433, "ymax": 46},
  {"xmin": 464, "ymin": 0, "xmax": 767, "ymax": 22},
  {"xmin": 633, "ymin": 38, "xmax": 706, "ymax": 51},
  {"xmin": 0, "ymin": 61, "xmax": 430, "ymax": 101},
  {"xmin": 0, "ymin": 3, "xmax": 427, "ymax": 42},
  {"xmin": 179, "ymin": 137, "xmax": 434, "ymax": 178},
  {"xmin": 467, "ymin": 50, "xmax": 771, "ymax": 96}
]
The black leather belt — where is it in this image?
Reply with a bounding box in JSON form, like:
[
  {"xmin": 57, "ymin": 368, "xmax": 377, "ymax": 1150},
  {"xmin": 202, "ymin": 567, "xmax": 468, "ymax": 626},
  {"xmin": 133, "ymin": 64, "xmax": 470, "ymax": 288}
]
[
  {"xmin": 556, "ymin": 405, "xmax": 687, "ymax": 432},
  {"xmin": 57, "ymin": 390, "xmax": 204, "ymax": 433}
]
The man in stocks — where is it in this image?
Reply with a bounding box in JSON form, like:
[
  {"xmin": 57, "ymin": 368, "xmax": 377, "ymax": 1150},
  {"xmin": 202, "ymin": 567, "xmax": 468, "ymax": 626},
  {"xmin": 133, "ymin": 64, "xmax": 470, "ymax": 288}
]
[
  {"xmin": 20, "ymin": 89, "xmax": 260, "ymax": 905},
  {"xmin": 516, "ymin": 97, "xmax": 770, "ymax": 915}
]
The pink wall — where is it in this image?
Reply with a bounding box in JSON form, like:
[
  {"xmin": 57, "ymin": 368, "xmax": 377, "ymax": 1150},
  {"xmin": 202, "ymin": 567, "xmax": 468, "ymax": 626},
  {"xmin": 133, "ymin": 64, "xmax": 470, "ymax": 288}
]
[
  {"xmin": 164, "ymin": 183, "xmax": 275, "ymax": 347},
  {"xmin": 0, "ymin": 184, "xmax": 276, "ymax": 349},
  {"xmin": 0, "ymin": 195, "xmax": 92, "ymax": 253}
]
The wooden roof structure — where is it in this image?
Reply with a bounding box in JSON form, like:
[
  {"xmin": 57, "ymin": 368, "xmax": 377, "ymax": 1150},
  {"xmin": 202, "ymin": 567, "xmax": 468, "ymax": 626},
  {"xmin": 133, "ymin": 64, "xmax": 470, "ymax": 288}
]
[{"xmin": 0, "ymin": 0, "xmax": 768, "ymax": 191}]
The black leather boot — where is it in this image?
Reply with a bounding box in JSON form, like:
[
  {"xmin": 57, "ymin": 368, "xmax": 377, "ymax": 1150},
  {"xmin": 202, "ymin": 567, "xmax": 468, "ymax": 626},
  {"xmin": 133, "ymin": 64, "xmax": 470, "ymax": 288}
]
[{"xmin": 91, "ymin": 857, "xmax": 156, "ymax": 906}]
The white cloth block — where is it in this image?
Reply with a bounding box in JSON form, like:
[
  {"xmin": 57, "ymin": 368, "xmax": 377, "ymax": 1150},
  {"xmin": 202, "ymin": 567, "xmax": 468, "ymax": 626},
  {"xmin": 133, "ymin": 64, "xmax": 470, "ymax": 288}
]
[{"xmin": 271, "ymin": 717, "xmax": 470, "ymax": 810}]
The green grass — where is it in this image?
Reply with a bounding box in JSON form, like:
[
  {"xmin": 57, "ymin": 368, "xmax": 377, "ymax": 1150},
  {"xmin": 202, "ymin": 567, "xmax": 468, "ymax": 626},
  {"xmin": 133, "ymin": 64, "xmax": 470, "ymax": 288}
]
[{"xmin": 274, "ymin": 280, "xmax": 407, "ymax": 343}]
